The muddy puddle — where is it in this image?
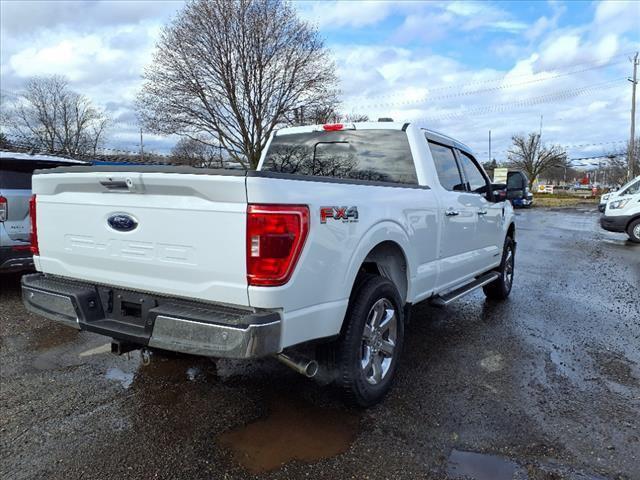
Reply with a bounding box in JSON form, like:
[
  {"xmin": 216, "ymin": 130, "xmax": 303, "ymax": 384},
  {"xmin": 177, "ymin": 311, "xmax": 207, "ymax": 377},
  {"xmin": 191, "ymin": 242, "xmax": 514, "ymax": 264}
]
[
  {"xmin": 219, "ymin": 396, "xmax": 360, "ymax": 473},
  {"xmin": 447, "ymin": 449, "xmax": 519, "ymax": 480},
  {"xmin": 102, "ymin": 353, "xmax": 217, "ymax": 390}
]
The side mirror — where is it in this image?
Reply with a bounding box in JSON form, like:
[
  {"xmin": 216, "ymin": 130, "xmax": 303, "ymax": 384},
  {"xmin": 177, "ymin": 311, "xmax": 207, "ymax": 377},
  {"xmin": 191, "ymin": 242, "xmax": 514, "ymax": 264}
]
[{"xmin": 489, "ymin": 183, "xmax": 507, "ymax": 202}]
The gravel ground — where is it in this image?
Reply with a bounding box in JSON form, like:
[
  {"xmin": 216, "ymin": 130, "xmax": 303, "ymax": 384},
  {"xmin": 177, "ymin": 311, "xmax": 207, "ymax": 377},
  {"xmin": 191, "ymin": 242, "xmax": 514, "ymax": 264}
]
[{"xmin": 1, "ymin": 207, "xmax": 639, "ymax": 480}]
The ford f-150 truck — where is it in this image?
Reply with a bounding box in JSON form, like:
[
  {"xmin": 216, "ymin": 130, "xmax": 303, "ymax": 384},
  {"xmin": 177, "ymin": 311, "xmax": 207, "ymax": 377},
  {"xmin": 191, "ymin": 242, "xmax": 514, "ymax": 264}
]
[{"xmin": 22, "ymin": 122, "xmax": 515, "ymax": 406}]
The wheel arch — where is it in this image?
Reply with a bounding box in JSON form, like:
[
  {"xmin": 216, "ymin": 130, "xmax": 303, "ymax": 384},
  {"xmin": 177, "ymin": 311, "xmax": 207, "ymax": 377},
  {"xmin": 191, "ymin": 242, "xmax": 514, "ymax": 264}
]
[
  {"xmin": 358, "ymin": 241, "xmax": 409, "ymax": 303},
  {"xmin": 626, "ymin": 214, "xmax": 640, "ymax": 231},
  {"xmin": 343, "ymin": 222, "xmax": 413, "ymax": 306}
]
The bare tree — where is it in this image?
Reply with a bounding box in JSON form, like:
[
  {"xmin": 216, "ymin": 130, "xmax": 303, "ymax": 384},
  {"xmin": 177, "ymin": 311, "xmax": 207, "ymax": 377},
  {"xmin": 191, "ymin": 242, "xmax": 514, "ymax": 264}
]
[
  {"xmin": 6, "ymin": 75, "xmax": 109, "ymax": 155},
  {"xmin": 170, "ymin": 137, "xmax": 224, "ymax": 168},
  {"xmin": 342, "ymin": 113, "xmax": 369, "ymax": 123},
  {"xmin": 507, "ymin": 133, "xmax": 567, "ymax": 188},
  {"xmin": 137, "ymin": 0, "xmax": 339, "ymax": 169},
  {"xmin": 0, "ymin": 131, "xmax": 11, "ymax": 149},
  {"xmin": 595, "ymin": 152, "xmax": 628, "ymax": 187}
]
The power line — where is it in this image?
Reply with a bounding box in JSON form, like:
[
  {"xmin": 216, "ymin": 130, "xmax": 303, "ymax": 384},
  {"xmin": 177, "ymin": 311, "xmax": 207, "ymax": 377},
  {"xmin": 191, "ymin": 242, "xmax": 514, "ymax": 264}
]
[
  {"xmin": 347, "ymin": 62, "xmax": 629, "ymax": 109},
  {"xmin": 405, "ymin": 78, "xmax": 625, "ymax": 123},
  {"xmin": 477, "ymin": 140, "xmax": 627, "ymax": 157},
  {"xmin": 569, "ymin": 153, "xmax": 626, "ymax": 162},
  {"xmin": 344, "ymin": 52, "xmax": 634, "ymax": 103}
]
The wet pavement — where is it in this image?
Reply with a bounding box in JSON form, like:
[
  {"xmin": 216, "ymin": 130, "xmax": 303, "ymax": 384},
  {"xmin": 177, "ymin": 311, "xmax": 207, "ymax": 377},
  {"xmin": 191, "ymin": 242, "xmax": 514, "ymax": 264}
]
[{"xmin": 1, "ymin": 207, "xmax": 639, "ymax": 480}]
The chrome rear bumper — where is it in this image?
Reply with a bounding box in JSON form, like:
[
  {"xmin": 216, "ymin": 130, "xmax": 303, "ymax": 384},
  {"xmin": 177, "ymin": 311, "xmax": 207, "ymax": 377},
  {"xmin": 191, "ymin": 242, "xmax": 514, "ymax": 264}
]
[{"xmin": 21, "ymin": 273, "xmax": 281, "ymax": 358}]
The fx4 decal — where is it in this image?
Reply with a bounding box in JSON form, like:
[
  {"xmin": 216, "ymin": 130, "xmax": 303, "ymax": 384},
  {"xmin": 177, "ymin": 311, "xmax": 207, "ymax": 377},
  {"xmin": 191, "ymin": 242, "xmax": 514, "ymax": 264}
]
[{"xmin": 320, "ymin": 206, "xmax": 359, "ymax": 224}]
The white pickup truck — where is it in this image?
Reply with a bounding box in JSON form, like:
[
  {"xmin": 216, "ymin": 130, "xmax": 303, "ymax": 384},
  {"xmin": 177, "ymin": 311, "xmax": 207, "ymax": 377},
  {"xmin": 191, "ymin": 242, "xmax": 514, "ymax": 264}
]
[{"xmin": 22, "ymin": 122, "xmax": 515, "ymax": 406}]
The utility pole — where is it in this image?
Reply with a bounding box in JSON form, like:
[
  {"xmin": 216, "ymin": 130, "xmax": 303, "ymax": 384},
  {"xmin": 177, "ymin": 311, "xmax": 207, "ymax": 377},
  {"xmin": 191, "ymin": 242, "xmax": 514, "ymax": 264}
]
[
  {"xmin": 139, "ymin": 128, "xmax": 144, "ymax": 163},
  {"xmin": 628, "ymin": 52, "xmax": 638, "ymax": 180},
  {"xmin": 533, "ymin": 114, "xmax": 543, "ymax": 186},
  {"xmin": 488, "ymin": 130, "xmax": 491, "ymax": 163}
]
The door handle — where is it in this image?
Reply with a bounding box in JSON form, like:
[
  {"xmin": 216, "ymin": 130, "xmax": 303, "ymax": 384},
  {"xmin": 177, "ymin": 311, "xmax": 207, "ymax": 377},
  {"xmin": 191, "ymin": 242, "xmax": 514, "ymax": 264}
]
[
  {"xmin": 478, "ymin": 209, "xmax": 488, "ymax": 215},
  {"xmin": 445, "ymin": 208, "xmax": 460, "ymax": 217}
]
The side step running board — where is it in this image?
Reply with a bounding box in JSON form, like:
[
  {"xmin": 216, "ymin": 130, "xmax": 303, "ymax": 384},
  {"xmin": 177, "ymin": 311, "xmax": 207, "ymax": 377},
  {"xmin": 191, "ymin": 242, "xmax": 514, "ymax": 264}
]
[{"xmin": 430, "ymin": 272, "xmax": 500, "ymax": 307}]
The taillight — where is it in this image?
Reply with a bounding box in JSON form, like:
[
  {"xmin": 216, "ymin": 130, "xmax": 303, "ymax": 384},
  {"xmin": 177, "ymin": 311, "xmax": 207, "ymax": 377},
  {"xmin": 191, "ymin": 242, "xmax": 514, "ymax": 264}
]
[
  {"xmin": 29, "ymin": 195, "xmax": 39, "ymax": 255},
  {"xmin": 323, "ymin": 123, "xmax": 344, "ymax": 131},
  {"xmin": 0, "ymin": 196, "xmax": 7, "ymax": 222},
  {"xmin": 246, "ymin": 204, "xmax": 309, "ymax": 286}
]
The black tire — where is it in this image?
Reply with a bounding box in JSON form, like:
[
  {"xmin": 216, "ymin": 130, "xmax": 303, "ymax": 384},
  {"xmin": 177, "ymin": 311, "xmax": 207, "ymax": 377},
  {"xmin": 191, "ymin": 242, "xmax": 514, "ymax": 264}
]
[
  {"xmin": 627, "ymin": 218, "xmax": 640, "ymax": 243},
  {"xmin": 325, "ymin": 274, "xmax": 405, "ymax": 407},
  {"xmin": 483, "ymin": 236, "xmax": 515, "ymax": 300}
]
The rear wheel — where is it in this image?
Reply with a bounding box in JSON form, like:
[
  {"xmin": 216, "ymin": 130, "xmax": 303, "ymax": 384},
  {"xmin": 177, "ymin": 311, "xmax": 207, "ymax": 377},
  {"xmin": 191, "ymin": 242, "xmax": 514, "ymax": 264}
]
[
  {"xmin": 324, "ymin": 274, "xmax": 405, "ymax": 407},
  {"xmin": 627, "ymin": 218, "xmax": 640, "ymax": 243},
  {"xmin": 483, "ymin": 236, "xmax": 515, "ymax": 300}
]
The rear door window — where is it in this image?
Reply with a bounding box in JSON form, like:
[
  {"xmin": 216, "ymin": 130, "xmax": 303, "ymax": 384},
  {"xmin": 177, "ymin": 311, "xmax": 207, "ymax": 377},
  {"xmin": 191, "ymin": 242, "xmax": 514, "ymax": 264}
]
[
  {"xmin": 457, "ymin": 151, "xmax": 488, "ymax": 193},
  {"xmin": 262, "ymin": 129, "xmax": 418, "ymax": 185},
  {"xmin": 428, "ymin": 142, "xmax": 465, "ymax": 191}
]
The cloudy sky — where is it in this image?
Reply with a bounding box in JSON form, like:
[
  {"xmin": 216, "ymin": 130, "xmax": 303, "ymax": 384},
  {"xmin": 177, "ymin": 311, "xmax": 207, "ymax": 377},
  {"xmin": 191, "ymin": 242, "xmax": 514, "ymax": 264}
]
[{"xmin": 1, "ymin": 0, "xmax": 638, "ymax": 164}]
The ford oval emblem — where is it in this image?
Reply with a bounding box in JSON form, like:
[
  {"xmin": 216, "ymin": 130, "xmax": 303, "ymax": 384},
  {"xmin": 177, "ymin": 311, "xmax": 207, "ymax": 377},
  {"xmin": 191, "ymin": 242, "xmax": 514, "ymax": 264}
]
[{"xmin": 107, "ymin": 213, "xmax": 138, "ymax": 232}]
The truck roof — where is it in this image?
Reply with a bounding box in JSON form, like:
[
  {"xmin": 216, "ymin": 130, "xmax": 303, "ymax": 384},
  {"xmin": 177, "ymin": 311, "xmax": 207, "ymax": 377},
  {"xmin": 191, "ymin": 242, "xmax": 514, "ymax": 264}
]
[{"xmin": 274, "ymin": 121, "xmax": 408, "ymax": 136}]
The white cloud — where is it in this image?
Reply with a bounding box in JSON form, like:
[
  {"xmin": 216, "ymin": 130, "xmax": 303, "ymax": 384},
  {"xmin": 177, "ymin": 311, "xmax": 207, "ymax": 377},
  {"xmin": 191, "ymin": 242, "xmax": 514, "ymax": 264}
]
[
  {"xmin": 539, "ymin": 33, "xmax": 581, "ymax": 67},
  {"xmin": 297, "ymin": 0, "xmax": 394, "ymax": 29},
  {"xmin": 393, "ymin": 11, "xmax": 454, "ymax": 43},
  {"xmin": 594, "ymin": 0, "xmax": 640, "ymax": 34},
  {"xmin": 485, "ymin": 20, "xmax": 527, "ymax": 33},
  {"xmin": 0, "ymin": 0, "xmax": 183, "ymax": 35},
  {"xmin": 525, "ymin": 1, "xmax": 566, "ymax": 41},
  {"xmin": 9, "ymin": 36, "xmax": 124, "ymax": 81}
]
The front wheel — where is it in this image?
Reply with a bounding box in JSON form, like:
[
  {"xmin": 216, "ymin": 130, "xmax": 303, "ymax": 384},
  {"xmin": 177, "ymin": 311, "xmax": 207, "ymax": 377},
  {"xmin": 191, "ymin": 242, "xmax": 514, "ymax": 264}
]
[
  {"xmin": 627, "ymin": 218, "xmax": 640, "ymax": 243},
  {"xmin": 327, "ymin": 274, "xmax": 405, "ymax": 407},
  {"xmin": 483, "ymin": 236, "xmax": 515, "ymax": 300}
]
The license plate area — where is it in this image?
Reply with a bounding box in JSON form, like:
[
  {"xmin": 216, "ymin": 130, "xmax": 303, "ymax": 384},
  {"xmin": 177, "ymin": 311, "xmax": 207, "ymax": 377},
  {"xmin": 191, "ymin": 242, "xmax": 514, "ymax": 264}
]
[
  {"xmin": 98, "ymin": 288, "xmax": 158, "ymax": 328},
  {"xmin": 120, "ymin": 300, "xmax": 142, "ymax": 319}
]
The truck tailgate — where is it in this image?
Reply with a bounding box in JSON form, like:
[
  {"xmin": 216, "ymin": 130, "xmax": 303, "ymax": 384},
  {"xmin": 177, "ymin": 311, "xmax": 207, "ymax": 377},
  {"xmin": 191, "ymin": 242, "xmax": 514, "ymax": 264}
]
[{"xmin": 32, "ymin": 169, "xmax": 249, "ymax": 306}]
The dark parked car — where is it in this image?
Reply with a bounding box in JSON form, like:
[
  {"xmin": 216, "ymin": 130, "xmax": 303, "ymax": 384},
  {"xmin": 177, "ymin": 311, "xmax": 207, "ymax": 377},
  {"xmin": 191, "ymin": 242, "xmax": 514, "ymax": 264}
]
[{"xmin": 0, "ymin": 151, "xmax": 89, "ymax": 273}]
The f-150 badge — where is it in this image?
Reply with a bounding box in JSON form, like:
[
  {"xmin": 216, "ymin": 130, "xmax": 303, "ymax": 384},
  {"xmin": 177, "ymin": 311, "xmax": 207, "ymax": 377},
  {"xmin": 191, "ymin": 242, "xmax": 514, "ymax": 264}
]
[{"xmin": 320, "ymin": 206, "xmax": 359, "ymax": 224}]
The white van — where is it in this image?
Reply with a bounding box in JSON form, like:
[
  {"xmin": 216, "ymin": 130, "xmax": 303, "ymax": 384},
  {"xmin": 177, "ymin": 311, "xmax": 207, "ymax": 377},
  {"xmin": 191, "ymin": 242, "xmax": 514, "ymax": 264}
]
[
  {"xmin": 598, "ymin": 175, "xmax": 640, "ymax": 212},
  {"xmin": 600, "ymin": 176, "xmax": 640, "ymax": 243}
]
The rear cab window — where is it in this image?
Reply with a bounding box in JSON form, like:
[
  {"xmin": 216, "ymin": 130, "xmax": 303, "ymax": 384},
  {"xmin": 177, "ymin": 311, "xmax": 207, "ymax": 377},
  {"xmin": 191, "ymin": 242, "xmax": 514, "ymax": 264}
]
[{"xmin": 261, "ymin": 129, "xmax": 418, "ymax": 185}]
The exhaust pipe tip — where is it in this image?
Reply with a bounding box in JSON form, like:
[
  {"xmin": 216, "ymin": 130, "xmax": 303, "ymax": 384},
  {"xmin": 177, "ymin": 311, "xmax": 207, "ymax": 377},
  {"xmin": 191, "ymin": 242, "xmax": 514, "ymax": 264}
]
[
  {"xmin": 304, "ymin": 360, "xmax": 319, "ymax": 378},
  {"xmin": 276, "ymin": 353, "xmax": 319, "ymax": 378}
]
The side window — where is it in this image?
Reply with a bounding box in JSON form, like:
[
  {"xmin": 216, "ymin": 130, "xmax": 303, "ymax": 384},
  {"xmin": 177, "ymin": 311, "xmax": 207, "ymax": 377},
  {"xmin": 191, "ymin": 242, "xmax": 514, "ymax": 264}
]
[
  {"xmin": 458, "ymin": 150, "xmax": 488, "ymax": 193},
  {"xmin": 622, "ymin": 179, "xmax": 640, "ymax": 195},
  {"xmin": 428, "ymin": 141, "xmax": 465, "ymax": 191}
]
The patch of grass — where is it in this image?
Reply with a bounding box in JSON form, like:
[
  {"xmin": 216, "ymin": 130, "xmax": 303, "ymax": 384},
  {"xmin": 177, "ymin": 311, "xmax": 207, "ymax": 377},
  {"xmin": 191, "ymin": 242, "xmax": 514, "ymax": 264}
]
[{"xmin": 532, "ymin": 195, "xmax": 598, "ymax": 208}]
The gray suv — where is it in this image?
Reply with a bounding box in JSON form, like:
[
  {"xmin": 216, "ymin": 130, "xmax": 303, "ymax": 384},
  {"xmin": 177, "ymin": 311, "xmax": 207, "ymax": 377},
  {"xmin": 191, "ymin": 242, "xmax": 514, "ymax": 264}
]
[{"xmin": 0, "ymin": 151, "xmax": 88, "ymax": 273}]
